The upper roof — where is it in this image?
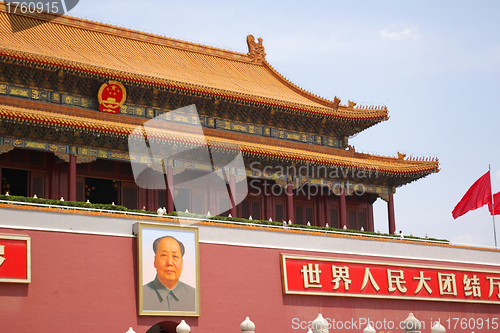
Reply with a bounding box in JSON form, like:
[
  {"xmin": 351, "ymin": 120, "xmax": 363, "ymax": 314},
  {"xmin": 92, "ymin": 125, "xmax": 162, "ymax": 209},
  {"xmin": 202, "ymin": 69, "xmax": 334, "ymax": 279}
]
[{"xmin": 0, "ymin": 5, "xmax": 388, "ymax": 121}]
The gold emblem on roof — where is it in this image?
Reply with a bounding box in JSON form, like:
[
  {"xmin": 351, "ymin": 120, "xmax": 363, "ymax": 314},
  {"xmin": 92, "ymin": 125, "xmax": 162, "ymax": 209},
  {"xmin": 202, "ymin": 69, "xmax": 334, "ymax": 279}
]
[{"xmin": 98, "ymin": 81, "xmax": 127, "ymax": 114}]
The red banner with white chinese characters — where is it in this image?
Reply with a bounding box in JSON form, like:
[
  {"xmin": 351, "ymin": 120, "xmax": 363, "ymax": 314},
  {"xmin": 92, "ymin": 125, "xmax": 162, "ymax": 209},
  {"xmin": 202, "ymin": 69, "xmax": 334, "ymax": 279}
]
[
  {"xmin": 281, "ymin": 254, "xmax": 500, "ymax": 304},
  {"xmin": 0, "ymin": 235, "xmax": 30, "ymax": 283}
]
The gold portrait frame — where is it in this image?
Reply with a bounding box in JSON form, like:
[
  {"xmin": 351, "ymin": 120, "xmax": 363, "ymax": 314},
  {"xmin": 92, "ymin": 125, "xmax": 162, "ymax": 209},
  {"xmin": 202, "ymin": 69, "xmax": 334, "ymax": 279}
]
[{"xmin": 136, "ymin": 222, "xmax": 200, "ymax": 316}]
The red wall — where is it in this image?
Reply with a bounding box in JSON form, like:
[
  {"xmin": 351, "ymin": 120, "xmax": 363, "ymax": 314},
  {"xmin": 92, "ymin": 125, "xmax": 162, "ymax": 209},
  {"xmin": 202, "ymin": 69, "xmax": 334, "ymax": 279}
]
[{"xmin": 0, "ymin": 228, "xmax": 498, "ymax": 333}]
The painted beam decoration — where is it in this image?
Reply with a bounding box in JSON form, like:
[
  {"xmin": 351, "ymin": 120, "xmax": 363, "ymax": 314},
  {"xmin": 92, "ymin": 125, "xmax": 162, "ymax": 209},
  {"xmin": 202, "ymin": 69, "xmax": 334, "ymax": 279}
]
[
  {"xmin": 281, "ymin": 254, "xmax": 500, "ymax": 304},
  {"xmin": 0, "ymin": 83, "xmax": 342, "ymax": 148},
  {"xmin": 0, "ymin": 234, "xmax": 31, "ymax": 283}
]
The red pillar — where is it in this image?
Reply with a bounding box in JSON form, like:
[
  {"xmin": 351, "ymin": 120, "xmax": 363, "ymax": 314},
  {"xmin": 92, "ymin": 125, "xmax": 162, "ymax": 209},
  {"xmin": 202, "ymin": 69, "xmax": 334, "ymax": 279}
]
[
  {"xmin": 146, "ymin": 189, "xmax": 155, "ymax": 212},
  {"xmin": 139, "ymin": 187, "xmax": 146, "ymax": 210},
  {"xmin": 268, "ymin": 194, "xmax": 274, "ymax": 220},
  {"xmin": 264, "ymin": 190, "xmax": 270, "ymax": 220},
  {"xmin": 208, "ymin": 187, "xmax": 217, "ymax": 215},
  {"xmin": 166, "ymin": 165, "xmax": 175, "ymax": 213},
  {"xmin": 367, "ymin": 195, "xmax": 374, "ymax": 232},
  {"xmin": 317, "ymin": 194, "xmax": 324, "ymax": 226},
  {"xmin": 68, "ymin": 154, "xmax": 77, "ymax": 202},
  {"xmin": 324, "ymin": 193, "xmax": 331, "ymax": 227},
  {"xmin": 367, "ymin": 204, "xmax": 374, "ymax": 232},
  {"xmin": 286, "ymin": 181, "xmax": 294, "ymax": 223},
  {"xmin": 323, "ymin": 194, "xmax": 329, "ymax": 227},
  {"xmin": 49, "ymin": 159, "xmax": 58, "ymax": 200},
  {"xmin": 388, "ymin": 193, "xmax": 396, "ymax": 234},
  {"xmin": 264, "ymin": 181, "xmax": 273, "ymax": 220},
  {"xmin": 147, "ymin": 175, "xmax": 156, "ymax": 211},
  {"xmin": 339, "ymin": 189, "xmax": 347, "ymax": 228},
  {"xmin": 229, "ymin": 174, "xmax": 237, "ymax": 217}
]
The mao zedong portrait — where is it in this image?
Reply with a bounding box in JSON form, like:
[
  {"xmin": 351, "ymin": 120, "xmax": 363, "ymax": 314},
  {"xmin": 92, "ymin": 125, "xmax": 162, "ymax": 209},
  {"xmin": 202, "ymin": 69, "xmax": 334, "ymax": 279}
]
[{"xmin": 143, "ymin": 236, "xmax": 196, "ymax": 312}]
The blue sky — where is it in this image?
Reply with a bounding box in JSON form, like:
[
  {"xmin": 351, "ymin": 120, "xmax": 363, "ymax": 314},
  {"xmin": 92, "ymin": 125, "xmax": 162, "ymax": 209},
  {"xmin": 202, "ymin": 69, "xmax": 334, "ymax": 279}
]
[{"xmin": 70, "ymin": 0, "xmax": 500, "ymax": 247}]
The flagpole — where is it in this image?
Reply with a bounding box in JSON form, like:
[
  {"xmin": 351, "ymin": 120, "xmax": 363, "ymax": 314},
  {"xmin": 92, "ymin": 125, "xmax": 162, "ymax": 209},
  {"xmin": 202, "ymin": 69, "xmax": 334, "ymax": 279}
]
[{"xmin": 490, "ymin": 165, "xmax": 497, "ymax": 248}]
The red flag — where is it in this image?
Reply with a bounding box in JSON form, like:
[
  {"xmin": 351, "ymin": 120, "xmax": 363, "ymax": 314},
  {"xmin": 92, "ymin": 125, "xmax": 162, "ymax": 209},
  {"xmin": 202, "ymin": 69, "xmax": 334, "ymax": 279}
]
[
  {"xmin": 488, "ymin": 191, "xmax": 500, "ymax": 215},
  {"xmin": 452, "ymin": 171, "xmax": 491, "ymax": 219}
]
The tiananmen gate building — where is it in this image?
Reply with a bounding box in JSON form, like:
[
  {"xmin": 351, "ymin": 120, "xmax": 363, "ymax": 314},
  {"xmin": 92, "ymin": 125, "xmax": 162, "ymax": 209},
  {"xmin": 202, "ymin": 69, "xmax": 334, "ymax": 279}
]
[{"xmin": 0, "ymin": 5, "xmax": 499, "ymax": 333}]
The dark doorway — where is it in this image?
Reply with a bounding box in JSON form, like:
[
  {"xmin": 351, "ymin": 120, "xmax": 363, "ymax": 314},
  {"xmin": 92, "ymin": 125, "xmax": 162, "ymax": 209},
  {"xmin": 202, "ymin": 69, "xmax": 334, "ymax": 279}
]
[
  {"xmin": 2, "ymin": 168, "xmax": 28, "ymax": 196},
  {"xmin": 146, "ymin": 321, "xmax": 180, "ymax": 333},
  {"xmin": 145, "ymin": 324, "xmax": 169, "ymax": 333},
  {"xmin": 84, "ymin": 177, "xmax": 118, "ymax": 204}
]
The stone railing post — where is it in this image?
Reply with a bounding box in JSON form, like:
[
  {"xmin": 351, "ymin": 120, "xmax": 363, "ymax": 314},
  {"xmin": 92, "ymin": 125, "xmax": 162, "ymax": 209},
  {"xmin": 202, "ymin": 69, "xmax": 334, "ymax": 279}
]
[
  {"xmin": 431, "ymin": 322, "xmax": 446, "ymax": 333},
  {"xmin": 312, "ymin": 314, "xmax": 329, "ymax": 333},
  {"xmin": 402, "ymin": 313, "xmax": 421, "ymax": 333},
  {"xmin": 363, "ymin": 323, "xmax": 376, "ymax": 333},
  {"xmin": 177, "ymin": 320, "xmax": 191, "ymax": 333},
  {"xmin": 241, "ymin": 317, "xmax": 255, "ymax": 333}
]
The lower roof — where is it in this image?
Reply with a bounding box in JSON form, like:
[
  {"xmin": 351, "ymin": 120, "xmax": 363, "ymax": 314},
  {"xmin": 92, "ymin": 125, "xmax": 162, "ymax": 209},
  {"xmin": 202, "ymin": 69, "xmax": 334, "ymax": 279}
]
[{"xmin": 0, "ymin": 102, "xmax": 439, "ymax": 179}]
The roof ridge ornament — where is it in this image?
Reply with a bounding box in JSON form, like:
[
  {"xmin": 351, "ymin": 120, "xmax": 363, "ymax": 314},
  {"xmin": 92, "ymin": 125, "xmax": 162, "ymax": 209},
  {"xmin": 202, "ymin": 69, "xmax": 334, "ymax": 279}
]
[
  {"xmin": 333, "ymin": 96, "xmax": 340, "ymax": 110},
  {"xmin": 247, "ymin": 35, "xmax": 266, "ymax": 64}
]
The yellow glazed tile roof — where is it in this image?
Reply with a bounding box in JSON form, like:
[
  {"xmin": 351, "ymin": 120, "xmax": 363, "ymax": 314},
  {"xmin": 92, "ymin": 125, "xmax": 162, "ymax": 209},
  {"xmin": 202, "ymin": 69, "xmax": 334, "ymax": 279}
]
[
  {"xmin": 0, "ymin": 6, "xmax": 388, "ymax": 120},
  {"xmin": 0, "ymin": 103, "xmax": 438, "ymax": 176}
]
